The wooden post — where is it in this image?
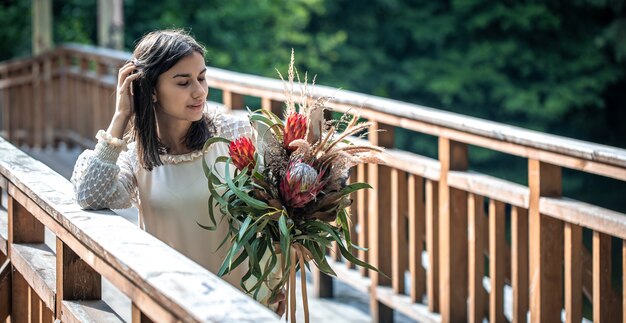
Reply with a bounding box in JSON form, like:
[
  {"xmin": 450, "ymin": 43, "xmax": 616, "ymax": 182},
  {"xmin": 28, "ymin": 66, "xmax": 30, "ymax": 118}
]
[
  {"xmin": 8, "ymin": 195, "xmax": 45, "ymax": 245},
  {"xmin": 32, "ymin": 0, "xmax": 53, "ymax": 55},
  {"xmin": 565, "ymin": 223, "xmax": 582, "ymax": 323},
  {"xmin": 56, "ymin": 237, "xmax": 101, "ymax": 320},
  {"xmin": 408, "ymin": 174, "xmax": 426, "ymax": 303},
  {"xmin": 438, "ymin": 137, "xmax": 468, "ymax": 323},
  {"xmin": 528, "ymin": 160, "xmax": 563, "ymax": 323},
  {"xmin": 12, "ymin": 270, "xmax": 29, "ymax": 322},
  {"xmin": 98, "ymin": 0, "xmax": 125, "ymax": 50},
  {"xmin": 391, "ymin": 169, "xmax": 408, "ymax": 294},
  {"xmin": 468, "ymin": 193, "xmax": 485, "ymax": 323},
  {"xmin": 512, "ymin": 206, "xmax": 529, "ymax": 323},
  {"xmin": 426, "ymin": 179, "xmax": 439, "ymax": 312},
  {"xmin": 368, "ymin": 122, "xmax": 394, "ymax": 322},
  {"xmin": 489, "ymin": 199, "xmax": 505, "ymax": 323}
]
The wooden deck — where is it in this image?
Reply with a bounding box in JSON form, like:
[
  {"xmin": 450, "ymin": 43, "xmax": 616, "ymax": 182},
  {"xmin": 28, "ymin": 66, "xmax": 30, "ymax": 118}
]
[{"xmin": 19, "ymin": 144, "xmax": 414, "ymax": 323}]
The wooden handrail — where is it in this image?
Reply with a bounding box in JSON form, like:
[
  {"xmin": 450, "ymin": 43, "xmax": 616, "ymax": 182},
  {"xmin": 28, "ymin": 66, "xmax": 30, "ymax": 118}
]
[{"xmin": 0, "ymin": 137, "xmax": 278, "ymax": 321}]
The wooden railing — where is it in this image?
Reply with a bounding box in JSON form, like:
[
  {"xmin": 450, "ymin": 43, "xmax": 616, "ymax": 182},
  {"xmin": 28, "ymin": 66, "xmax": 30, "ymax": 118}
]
[{"xmin": 1, "ymin": 44, "xmax": 626, "ymax": 322}]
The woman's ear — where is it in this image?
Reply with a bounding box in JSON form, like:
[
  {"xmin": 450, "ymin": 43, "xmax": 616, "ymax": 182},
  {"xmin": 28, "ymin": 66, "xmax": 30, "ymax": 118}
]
[{"xmin": 152, "ymin": 90, "xmax": 157, "ymax": 103}]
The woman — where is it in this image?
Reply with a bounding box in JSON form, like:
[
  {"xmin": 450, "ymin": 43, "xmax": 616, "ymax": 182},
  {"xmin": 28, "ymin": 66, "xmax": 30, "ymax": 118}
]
[{"xmin": 71, "ymin": 29, "xmax": 283, "ymax": 314}]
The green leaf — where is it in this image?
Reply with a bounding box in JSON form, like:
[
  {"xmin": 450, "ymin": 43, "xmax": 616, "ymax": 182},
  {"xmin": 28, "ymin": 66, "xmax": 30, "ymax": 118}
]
[
  {"xmin": 224, "ymin": 159, "xmax": 269, "ymax": 210},
  {"xmin": 340, "ymin": 182, "xmax": 372, "ymax": 195}
]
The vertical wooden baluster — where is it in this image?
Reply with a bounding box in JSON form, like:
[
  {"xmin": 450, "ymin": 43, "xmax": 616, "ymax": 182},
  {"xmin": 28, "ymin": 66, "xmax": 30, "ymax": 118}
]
[
  {"xmin": 565, "ymin": 222, "xmax": 582, "ymax": 323},
  {"xmin": 438, "ymin": 137, "xmax": 468, "ymax": 323},
  {"xmin": 528, "ymin": 160, "xmax": 563, "ymax": 322},
  {"xmin": 0, "ymin": 260, "xmax": 10, "ymax": 321},
  {"xmin": 347, "ymin": 168, "xmax": 358, "ymax": 270},
  {"xmin": 426, "ymin": 179, "xmax": 439, "ymax": 311},
  {"xmin": 489, "ymin": 199, "xmax": 505, "ymax": 323},
  {"xmin": 593, "ymin": 231, "xmax": 612, "ymax": 322},
  {"xmin": 9, "ymin": 194, "xmax": 44, "ymax": 322},
  {"xmin": 43, "ymin": 54, "xmax": 53, "ymax": 147},
  {"xmin": 59, "ymin": 55, "xmax": 69, "ymax": 145},
  {"xmin": 409, "ymin": 174, "xmax": 426, "ymax": 303},
  {"xmin": 468, "ymin": 193, "xmax": 485, "ymax": 323},
  {"xmin": 357, "ymin": 163, "xmax": 369, "ymax": 277},
  {"xmin": 512, "ymin": 206, "xmax": 529, "ymax": 323},
  {"xmin": 93, "ymin": 62, "xmax": 104, "ymax": 135},
  {"xmin": 29, "ymin": 287, "xmax": 41, "ymax": 322},
  {"xmin": 56, "ymin": 237, "xmax": 101, "ymax": 320},
  {"xmin": 368, "ymin": 122, "xmax": 394, "ymax": 322},
  {"xmin": 132, "ymin": 303, "xmax": 154, "ymax": 323},
  {"xmin": 79, "ymin": 57, "xmax": 90, "ymax": 141},
  {"xmin": 392, "ymin": 169, "xmax": 408, "ymax": 294}
]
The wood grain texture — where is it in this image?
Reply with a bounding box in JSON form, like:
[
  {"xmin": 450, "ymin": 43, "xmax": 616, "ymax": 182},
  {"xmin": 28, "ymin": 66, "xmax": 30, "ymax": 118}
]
[
  {"xmin": 425, "ymin": 180, "xmax": 439, "ymax": 312},
  {"xmin": 528, "ymin": 160, "xmax": 563, "ymax": 323},
  {"xmin": 438, "ymin": 138, "xmax": 468, "ymax": 323},
  {"xmin": 0, "ymin": 259, "xmax": 10, "ymax": 321},
  {"xmin": 511, "ymin": 206, "xmax": 529, "ymax": 323},
  {"xmin": 468, "ymin": 193, "xmax": 485, "ymax": 323},
  {"xmin": 408, "ymin": 174, "xmax": 426, "ymax": 303},
  {"xmin": 10, "ymin": 243, "xmax": 56, "ymax": 310},
  {"xmin": 564, "ymin": 223, "xmax": 582, "ymax": 323},
  {"xmin": 489, "ymin": 199, "xmax": 505, "ymax": 323},
  {"xmin": 391, "ymin": 168, "xmax": 408, "ymax": 294},
  {"xmin": 593, "ymin": 231, "xmax": 613, "ymax": 322}
]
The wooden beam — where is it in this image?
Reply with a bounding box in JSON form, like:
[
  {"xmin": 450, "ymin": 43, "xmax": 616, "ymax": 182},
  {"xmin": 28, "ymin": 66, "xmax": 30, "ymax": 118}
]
[
  {"xmin": 408, "ymin": 174, "xmax": 425, "ymax": 303},
  {"xmin": 391, "ymin": 169, "xmax": 408, "ymax": 294},
  {"xmin": 593, "ymin": 231, "xmax": 613, "ymax": 322},
  {"xmin": 564, "ymin": 223, "xmax": 582, "ymax": 323},
  {"xmin": 528, "ymin": 160, "xmax": 563, "ymax": 323},
  {"xmin": 426, "ymin": 179, "xmax": 439, "ymax": 312},
  {"xmin": 368, "ymin": 122, "xmax": 394, "ymax": 322},
  {"xmin": 511, "ymin": 206, "xmax": 529, "ymax": 323},
  {"xmin": 468, "ymin": 193, "xmax": 485, "ymax": 323},
  {"xmin": 438, "ymin": 137, "xmax": 468, "ymax": 323},
  {"xmin": 489, "ymin": 199, "xmax": 505, "ymax": 323}
]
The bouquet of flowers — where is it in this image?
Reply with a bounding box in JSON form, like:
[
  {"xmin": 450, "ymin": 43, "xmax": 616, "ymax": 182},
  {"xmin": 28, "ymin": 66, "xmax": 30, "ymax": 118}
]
[{"xmin": 201, "ymin": 52, "xmax": 384, "ymax": 322}]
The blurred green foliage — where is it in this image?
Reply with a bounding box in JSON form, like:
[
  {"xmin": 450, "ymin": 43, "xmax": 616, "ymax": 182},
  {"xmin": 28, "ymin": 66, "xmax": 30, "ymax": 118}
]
[{"xmin": 1, "ymin": 0, "xmax": 625, "ymax": 211}]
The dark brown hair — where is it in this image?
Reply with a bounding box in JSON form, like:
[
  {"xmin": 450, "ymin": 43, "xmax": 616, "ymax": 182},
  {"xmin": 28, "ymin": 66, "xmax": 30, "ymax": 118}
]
[{"xmin": 129, "ymin": 29, "xmax": 213, "ymax": 171}]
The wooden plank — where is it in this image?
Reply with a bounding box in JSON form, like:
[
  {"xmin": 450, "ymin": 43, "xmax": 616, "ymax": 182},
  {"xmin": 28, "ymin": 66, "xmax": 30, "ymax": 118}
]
[
  {"xmin": 368, "ymin": 122, "xmax": 394, "ymax": 322},
  {"xmin": 448, "ymin": 170, "xmax": 528, "ymax": 209},
  {"xmin": 593, "ymin": 231, "xmax": 613, "ymax": 322},
  {"xmin": 0, "ymin": 260, "xmax": 11, "ymax": 321},
  {"xmin": 425, "ymin": 179, "xmax": 439, "ymax": 312},
  {"xmin": 511, "ymin": 206, "xmax": 529, "ymax": 323},
  {"xmin": 489, "ymin": 199, "xmax": 505, "ymax": 323},
  {"xmin": 261, "ymin": 97, "xmax": 283, "ymax": 117},
  {"xmin": 564, "ymin": 223, "xmax": 582, "ymax": 323},
  {"xmin": 438, "ymin": 137, "xmax": 468, "ymax": 323},
  {"xmin": 29, "ymin": 287, "xmax": 41, "ymax": 322},
  {"xmin": 132, "ymin": 302, "xmax": 154, "ymax": 323},
  {"xmin": 10, "ymin": 243, "xmax": 56, "ymax": 310},
  {"xmin": 528, "ymin": 159, "xmax": 563, "ymax": 323},
  {"xmin": 357, "ymin": 163, "xmax": 369, "ymax": 277},
  {"xmin": 62, "ymin": 300, "xmax": 124, "ymax": 323},
  {"xmin": 468, "ymin": 193, "xmax": 485, "ymax": 323},
  {"xmin": 56, "ymin": 237, "xmax": 101, "ymax": 320},
  {"xmin": 11, "ymin": 267, "xmax": 29, "ymax": 322},
  {"xmin": 391, "ymin": 168, "xmax": 408, "ymax": 294},
  {"xmin": 408, "ymin": 174, "xmax": 426, "ymax": 303}
]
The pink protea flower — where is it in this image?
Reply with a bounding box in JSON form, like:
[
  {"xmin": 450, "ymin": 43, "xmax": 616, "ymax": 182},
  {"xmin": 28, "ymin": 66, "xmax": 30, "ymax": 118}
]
[
  {"xmin": 283, "ymin": 112, "xmax": 307, "ymax": 151},
  {"xmin": 229, "ymin": 137, "xmax": 256, "ymax": 171},
  {"xmin": 280, "ymin": 160, "xmax": 325, "ymax": 208}
]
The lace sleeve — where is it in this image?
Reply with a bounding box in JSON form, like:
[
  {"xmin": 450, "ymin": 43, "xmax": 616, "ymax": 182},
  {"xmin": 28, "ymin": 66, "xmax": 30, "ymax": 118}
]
[
  {"xmin": 70, "ymin": 131, "xmax": 138, "ymax": 210},
  {"xmin": 214, "ymin": 112, "xmax": 253, "ymax": 140}
]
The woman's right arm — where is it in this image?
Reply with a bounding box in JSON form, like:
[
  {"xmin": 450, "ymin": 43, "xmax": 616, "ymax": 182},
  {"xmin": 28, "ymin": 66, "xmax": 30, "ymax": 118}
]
[{"xmin": 71, "ymin": 62, "xmax": 141, "ymax": 210}]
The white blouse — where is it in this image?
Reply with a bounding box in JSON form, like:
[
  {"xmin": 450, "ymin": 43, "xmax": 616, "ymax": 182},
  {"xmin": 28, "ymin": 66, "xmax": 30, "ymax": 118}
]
[{"xmin": 70, "ymin": 111, "xmax": 260, "ymax": 292}]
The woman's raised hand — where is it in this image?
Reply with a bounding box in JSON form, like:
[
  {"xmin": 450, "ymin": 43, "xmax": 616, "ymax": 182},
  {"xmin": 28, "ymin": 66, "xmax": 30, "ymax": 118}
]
[{"xmin": 106, "ymin": 62, "xmax": 141, "ymax": 139}]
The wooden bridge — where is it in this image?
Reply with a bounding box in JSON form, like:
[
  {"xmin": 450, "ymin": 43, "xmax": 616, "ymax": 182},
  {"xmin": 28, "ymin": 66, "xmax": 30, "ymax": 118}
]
[{"xmin": 0, "ymin": 44, "xmax": 625, "ymax": 322}]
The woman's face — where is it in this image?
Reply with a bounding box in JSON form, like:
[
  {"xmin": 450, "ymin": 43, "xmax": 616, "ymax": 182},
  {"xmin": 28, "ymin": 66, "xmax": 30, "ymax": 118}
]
[{"xmin": 154, "ymin": 51, "xmax": 208, "ymax": 125}]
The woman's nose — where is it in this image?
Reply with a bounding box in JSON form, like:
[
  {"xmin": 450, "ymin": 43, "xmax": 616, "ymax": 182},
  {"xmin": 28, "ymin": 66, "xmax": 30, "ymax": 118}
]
[{"xmin": 192, "ymin": 82, "xmax": 207, "ymax": 99}]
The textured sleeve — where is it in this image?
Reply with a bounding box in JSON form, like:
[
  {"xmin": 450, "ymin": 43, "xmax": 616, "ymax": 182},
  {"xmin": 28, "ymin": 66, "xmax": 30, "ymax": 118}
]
[
  {"xmin": 71, "ymin": 130, "xmax": 138, "ymax": 210},
  {"xmin": 215, "ymin": 112, "xmax": 253, "ymax": 140}
]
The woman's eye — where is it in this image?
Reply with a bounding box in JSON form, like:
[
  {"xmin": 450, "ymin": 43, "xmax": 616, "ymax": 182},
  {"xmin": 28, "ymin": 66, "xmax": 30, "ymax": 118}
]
[
  {"xmin": 178, "ymin": 81, "xmax": 189, "ymax": 86},
  {"xmin": 198, "ymin": 77, "xmax": 206, "ymax": 82}
]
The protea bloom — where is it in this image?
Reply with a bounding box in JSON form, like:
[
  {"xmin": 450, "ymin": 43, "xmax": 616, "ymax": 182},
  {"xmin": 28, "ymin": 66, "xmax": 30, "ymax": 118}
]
[
  {"xmin": 283, "ymin": 112, "xmax": 307, "ymax": 151},
  {"xmin": 229, "ymin": 137, "xmax": 256, "ymax": 171},
  {"xmin": 280, "ymin": 161, "xmax": 325, "ymax": 208}
]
